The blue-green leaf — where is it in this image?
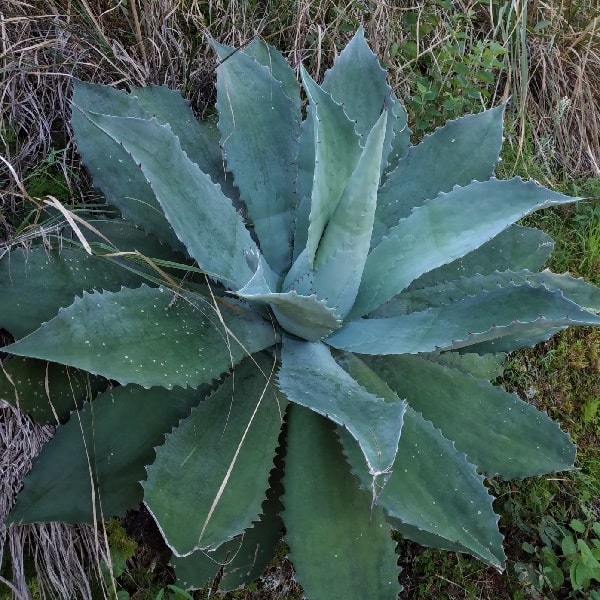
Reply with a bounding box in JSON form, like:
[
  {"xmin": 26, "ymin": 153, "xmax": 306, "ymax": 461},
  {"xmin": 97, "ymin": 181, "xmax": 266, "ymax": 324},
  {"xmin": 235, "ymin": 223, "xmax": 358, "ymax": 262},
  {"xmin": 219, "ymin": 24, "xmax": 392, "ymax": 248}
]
[
  {"xmin": 143, "ymin": 354, "xmax": 285, "ymax": 555},
  {"xmin": 213, "ymin": 41, "xmax": 300, "ymax": 275},
  {"xmin": 373, "ymin": 105, "xmax": 505, "ymax": 245},
  {"xmin": 75, "ymin": 109, "xmax": 257, "ymax": 289},
  {"xmin": 277, "ymin": 337, "xmax": 405, "ymax": 476},
  {"xmin": 283, "ymin": 405, "xmax": 400, "ymax": 600},
  {"xmin": 321, "ymin": 26, "xmax": 409, "ymax": 171},
  {"xmin": 292, "ymin": 109, "xmax": 316, "ymax": 260},
  {"xmin": 340, "ymin": 412, "xmax": 504, "ymax": 569},
  {"xmin": 367, "ymin": 354, "xmax": 576, "ymax": 478},
  {"xmin": 311, "ymin": 111, "xmax": 388, "ymax": 316},
  {"xmin": 299, "ymin": 67, "xmax": 362, "ymax": 267},
  {"xmin": 421, "ymin": 351, "xmax": 505, "ymax": 380},
  {"xmin": 353, "ymin": 178, "xmax": 582, "ymax": 316},
  {"xmin": 131, "ymin": 85, "xmax": 238, "ymax": 201},
  {"xmin": 6, "ymin": 286, "xmax": 278, "ymax": 389},
  {"xmin": 0, "ymin": 357, "xmax": 106, "ymax": 424},
  {"xmin": 243, "ymin": 38, "xmax": 302, "ymax": 114},
  {"xmin": 172, "ymin": 457, "xmax": 284, "ymax": 591},
  {"xmin": 373, "ymin": 269, "xmax": 600, "ymax": 317},
  {"xmin": 234, "ymin": 256, "xmax": 341, "ymax": 341},
  {"xmin": 0, "ymin": 246, "xmax": 142, "ymax": 339},
  {"xmin": 328, "ymin": 283, "xmax": 600, "ymax": 355},
  {"xmin": 7, "ymin": 385, "xmax": 202, "ymax": 524},
  {"xmin": 71, "ymin": 80, "xmax": 184, "ymax": 250},
  {"xmin": 334, "ymin": 353, "xmax": 504, "ymax": 567},
  {"xmin": 408, "ymin": 225, "xmax": 554, "ymax": 290}
]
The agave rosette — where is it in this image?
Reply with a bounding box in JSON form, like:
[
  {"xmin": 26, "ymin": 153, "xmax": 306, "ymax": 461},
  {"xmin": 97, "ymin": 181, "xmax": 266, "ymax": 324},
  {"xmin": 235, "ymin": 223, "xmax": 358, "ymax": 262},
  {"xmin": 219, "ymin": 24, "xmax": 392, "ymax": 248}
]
[{"xmin": 2, "ymin": 29, "xmax": 600, "ymax": 598}]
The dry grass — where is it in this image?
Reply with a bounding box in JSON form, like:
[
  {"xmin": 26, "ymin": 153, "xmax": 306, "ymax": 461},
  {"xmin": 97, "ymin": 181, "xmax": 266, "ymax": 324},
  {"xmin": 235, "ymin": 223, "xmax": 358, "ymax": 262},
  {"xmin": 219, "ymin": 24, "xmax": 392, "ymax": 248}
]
[
  {"xmin": 488, "ymin": 0, "xmax": 600, "ymax": 176},
  {"xmin": 0, "ymin": 399, "xmax": 110, "ymax": 600},
  {"xmin": 525, "ymin": 10, "xmax": 600, "ymax": 176}
]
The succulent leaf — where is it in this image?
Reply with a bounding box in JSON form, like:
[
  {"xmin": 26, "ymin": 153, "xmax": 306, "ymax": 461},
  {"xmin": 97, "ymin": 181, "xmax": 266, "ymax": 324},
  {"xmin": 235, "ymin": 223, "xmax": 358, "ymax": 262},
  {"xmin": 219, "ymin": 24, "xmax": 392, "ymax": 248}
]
[
  {"xmin": 234, "ymin": 257, "xmax": 342, "ymax": 341},
  {"xmin": 329, "ymin": 283, "xmax": 600, "ymax": 355},
  {"xmin": 171, "ymin": 463, "xmax": 284, "ymax": 591},
  {"xmin": 76, "ymin": 108, "xmax": 257, "ymax": 289},
  {"xmin": 320, "ymin": 26, "xmax": 409, "ymax": 171},
  {"xmin": 131, "ymin": 85, "xmax": 238, "ymax": 201},
  {"xmin": 278, "ymin": 338, "xmax": 405, "ymax": 476},
  {"xmin": 6, "ymin": 286, "xmax": 278, "ymax": 389},
  {"xmin": 0, "ymin": 357, "xmax": 106, "ymax": 424},
  {"xmin": 409, "ymin": 225, "xmax": 555, "ymax": 290},
  {"xmin": 283, "ymin": 405, "xmax": 400, "ymax": 600},
  {"xmin": 422, "ymin": 351, "xmax": 505, "ymax": 380},
  {"xmin": 299, "ymin": 67, "xmax": 362, "ymax": 267},
  {"xmin": 374, "ymin": 269, "xmax": 600, "ymax": 317},
  {"xmin": 311, "ymin": 110, "xmax": 388, "ymax": 316},
  {"xmin": 212, "ymin": 40, "xmax": 300, "ymax": 276},
  {"xmin": 7, "ymin": 385, "xmax": 201, "ymax": 525},
  {"xmin": 387, "ymin": 521, "xmax": 468, "ymax": 554},
  {"xmin": 334, "ymin": 352, "xmax": 504, "ymax": 567},
  {"xmin": 367, "ymin": 354, "xmax": 576, "ymax": 478},
  {"xmin": 372, "ymin": 105, "xmax": 505, "ymax": 245},
  {"xmin": 71, "ymin": 82, "xmax": 181, "ymax": 250},
  {"xmin": 292, "ymin": 109, "xmax": 316, "ymax": 260},
  {"xmin": 353, "ymin": 178, "xmax": 584, "ymax": 316},
  {"xmin": 340, "ymin": 414, "xmax": 505, "ymax": 569},
  {"xmin": 0, "ymin": 246, "xmax": 149, "ymax": 339},
  {"xmin": 243, "ymin": 38, "xmax": 302, "ymax": 113},
  {"xmin": 143, "ymin": 354, "xmax": 285, "ymax": 556}
]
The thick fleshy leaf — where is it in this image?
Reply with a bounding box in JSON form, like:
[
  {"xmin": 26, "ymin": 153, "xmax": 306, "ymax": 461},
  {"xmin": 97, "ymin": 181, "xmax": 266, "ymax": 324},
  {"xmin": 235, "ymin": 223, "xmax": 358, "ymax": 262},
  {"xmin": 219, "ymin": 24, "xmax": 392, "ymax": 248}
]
[
  {"xmin": 384, "ymin": 92, "xmax": 411, "ymax": 173},
  {"xmin": 6, "ymin": 286, "xmax": 278, "ymax": 389},
  {"xmin": 372, "ymin": 105, "xmax": 505, "ymax": 245},
  {"xmin": 421, "ymin": 351, "xmax": 505, "ymax": 380},
  {"xmin": 328, "ymin": 283, "xmax": 600, "ymax": 355},
  {"xmin": 80, "ymin": 216, "xmax": 190, "ymax": 260},
  {"xmin": 334, "ymin": 352, "xmax": 504, "ymax": 567},
  {"xmin": 310, "ymin": 111, "xmax": 388, "ymax": 316},
  {"xmin": 7, "ymin": 385, "xmax": 201, "ymax": 525},
  {"xmin": 213, "ymin": 41, "xmax": 300, "ymax": 275},
  {"xmin": 340, "ymin": 414, "xmax": 504, "ymax": 569},
  {"xmin": 352, "ymin": 178, "xmax": 582, "ymax": 317},
  {"xmin": 143, "ymin": 355, "xmax": 285, "ymax": 555},
  {"xmin": 73, "ymin": 82, "xmax": 240, "ymax": 243},
  {"xmin": 131, "ymin": 85, "xmax": 238, "ymax": 201},
  {"xmin": 0, "ymin": 246, "xmax": 148, "ymax": 339},
  {"xmin": 234, "ymin": 258, "xmax": 341, "ymax": 341},
  {"xmin": 299, "ymin": 67, "xmax": 362, "ymax": 267},
  {"xmin": 172, "ymin": 459, "xmax": 284, "ymax": 591},
  {"xmin": 367, "ymin": 354, "xmax": 576, "ymax": 478},
  {"xmin": 322, "ymin": 27, "xmax": 391, "ymax": 141},
  {"xmin": 373, "ymin": 269, "xmax": 600, "ymax": 317},
  {"xmin": 277, "ymin": 337, "xmax": 405, "ymax": 476},
  {"xmin": 76, "ymin": 109, "xmax": 257, "ymax": 289},
  {"xmin": 292, "ymin": 110, "xmax": 316, "ymax": 260},
  {"xmin": 389, "ymin": 520, "xmax": 466, "ymax": 554},
  {"xmin": 321, "ymin": 26, "xmax": 409, "ymax": 171},
  {"xmin": 243, "ymin": 38, "xmax": 302, "ymax": 114},
  {"xmin": 71, "ymin": 81, "xmax": 182, "ymax": 250},
  {"xmin": 281, "ymin": 110, "xmax": 388, "ymax": 314},
  {"xmin": 283, "ymin": 405, "xmax": 400, "ymax": 600},
  {"xmin": 408, "ymin": 225, "xmax": 555, "ymax": 290},
  {"xmin": 0, "ymin": 357, "xmax": 106, "ymax": 424}
]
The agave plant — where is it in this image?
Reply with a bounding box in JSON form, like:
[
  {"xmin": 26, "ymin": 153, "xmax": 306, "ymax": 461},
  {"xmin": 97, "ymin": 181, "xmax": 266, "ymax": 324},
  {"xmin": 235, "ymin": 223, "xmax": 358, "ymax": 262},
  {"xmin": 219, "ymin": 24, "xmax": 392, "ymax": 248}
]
[{"xmin": 2, "ymin": 28, "xmax": 600, "ymax": 598}]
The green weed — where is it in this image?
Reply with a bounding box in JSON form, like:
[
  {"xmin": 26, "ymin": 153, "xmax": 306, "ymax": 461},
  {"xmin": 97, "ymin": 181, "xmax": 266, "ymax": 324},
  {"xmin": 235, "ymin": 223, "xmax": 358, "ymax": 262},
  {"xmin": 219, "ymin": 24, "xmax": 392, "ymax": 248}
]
[{"xmin": 515, "ymin": 514, "xmax": 600, "ymax": 595}]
